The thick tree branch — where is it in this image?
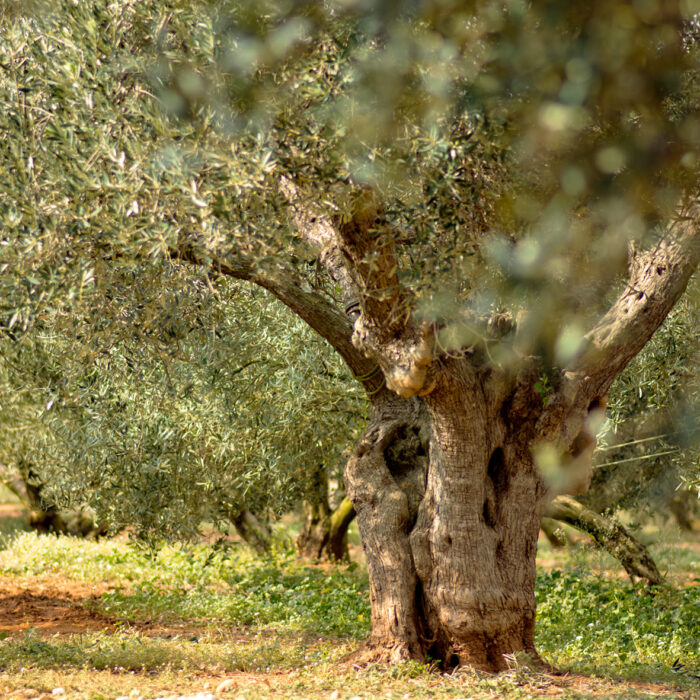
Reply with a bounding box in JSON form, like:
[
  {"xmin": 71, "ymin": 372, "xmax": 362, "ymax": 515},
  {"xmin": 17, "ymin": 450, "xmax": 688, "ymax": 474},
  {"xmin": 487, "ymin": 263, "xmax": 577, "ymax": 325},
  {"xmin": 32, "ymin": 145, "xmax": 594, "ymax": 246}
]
[
  {"xmin": 280, "ymin": 177, "xmax": 359, "ymax": 317},
  {"xmin": 577, "ymin": 204, "xmax": 699, "ymax": 392},
  {"xmin": 173, "ymin": 241, "xmax": 384, "ymax": 394},
  {"xmin": 545, "ymin": 496, "xmax": 662, "ymax": 586},
  {"xmin": 280, "ymin": 178, "xmax": 415, "ymax": 332},
  {"xmin": 279, "ymin": 180, "xmax": 436, "ymax": 398},
  {"xmin": 539, "ymin": 202, "xmax": 699, "ymax": 445},
  {"xmin": 280, "ymin": 180, "xmax": 412, "ymax": 337}
]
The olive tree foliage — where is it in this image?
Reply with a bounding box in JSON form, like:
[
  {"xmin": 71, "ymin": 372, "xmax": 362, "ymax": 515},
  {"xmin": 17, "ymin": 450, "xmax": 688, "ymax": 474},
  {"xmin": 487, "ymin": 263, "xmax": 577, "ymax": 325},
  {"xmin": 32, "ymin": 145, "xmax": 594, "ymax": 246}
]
[
  {"xmin": 1, "ymin": 0, "xmax": 699, "ymax": 670},
  {"xmin": 586, "ymin": 285, "xmax": 699, "ymax": 521},
  {"xmin": 0, "ymin": 0, "xmax": 696, "ymax": 346},
  {"xmin": 0, "ymin": 0, "xmax": 371, "ymax": 540},
  {"xmin": 0, "ymin": 270, "xmax": 364, "ymax": 540}
]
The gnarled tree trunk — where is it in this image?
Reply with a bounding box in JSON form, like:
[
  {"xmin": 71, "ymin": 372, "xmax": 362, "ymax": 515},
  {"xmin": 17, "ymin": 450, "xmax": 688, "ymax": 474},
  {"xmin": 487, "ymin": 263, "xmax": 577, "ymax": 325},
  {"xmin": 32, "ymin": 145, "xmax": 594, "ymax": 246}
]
[
  {"xmin": 409, "ymin": 366, "xmax": 545, "ymax": 670},
  {"xmin": 345, "ymin": 362, "xmax": 548, "ymax": 670},
  {"xmin": 344, "ymin": 389, "xmax": 430, "ymax": 662},
  {"xmin": 331, "ymin": 194, "xmax": 697, "ymax": 671},
  {"xmin": 186, "ymin": 185, "xmax": 697, "ymax": 672}
]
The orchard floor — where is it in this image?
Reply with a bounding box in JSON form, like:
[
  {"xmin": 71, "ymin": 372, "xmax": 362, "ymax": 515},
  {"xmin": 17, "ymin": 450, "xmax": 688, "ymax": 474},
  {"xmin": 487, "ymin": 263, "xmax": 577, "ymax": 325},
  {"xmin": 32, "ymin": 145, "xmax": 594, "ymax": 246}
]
[{"xmin": 0, "ymin": 505, "xmax": 697, "ymax": 700}]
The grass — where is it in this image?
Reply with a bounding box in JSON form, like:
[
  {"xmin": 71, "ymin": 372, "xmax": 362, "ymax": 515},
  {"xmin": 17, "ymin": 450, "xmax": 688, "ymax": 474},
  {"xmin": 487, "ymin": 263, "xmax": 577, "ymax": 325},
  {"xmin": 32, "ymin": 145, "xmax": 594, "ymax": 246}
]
[
  {"xmin": 536, "ymin": 569, "xmax": 699, "ymax": 680},
  {"xmin": 0, "ymin": 518, "xmax": 698, "ymax": 698},
  {"xmin": 0, "ymin": 532, "xmax": 370, "ymax": 636}
]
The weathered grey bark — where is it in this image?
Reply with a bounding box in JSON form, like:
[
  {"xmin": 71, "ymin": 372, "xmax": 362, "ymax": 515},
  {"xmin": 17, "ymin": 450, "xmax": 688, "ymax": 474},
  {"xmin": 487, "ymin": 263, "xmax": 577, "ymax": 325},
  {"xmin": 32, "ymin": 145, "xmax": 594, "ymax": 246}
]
[
  {"xmin": 297, "ymin": 462, "xmax": 335, "ymax": 559},
  {"xmin": 343, "ymin": 389, "xmax": 430, "ymax": 662},
  {"xmin": 408, "ymin": 364, "xmax": 546, "ymax": 670},
  {"xmin": 545, "ymin": 496, "xmax": 662, "ymax": 585}
]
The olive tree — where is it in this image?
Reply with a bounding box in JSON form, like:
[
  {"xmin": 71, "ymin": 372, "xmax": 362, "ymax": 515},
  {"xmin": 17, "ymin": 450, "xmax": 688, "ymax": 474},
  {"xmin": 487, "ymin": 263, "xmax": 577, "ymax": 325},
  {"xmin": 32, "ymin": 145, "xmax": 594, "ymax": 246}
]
[
  {"xmin": 0, "ymin": 266, "xmax": 364, "ymax": 544},
  {"xmin": 1, "ymin": 0, "xmax": 698, "ymax": 671}
]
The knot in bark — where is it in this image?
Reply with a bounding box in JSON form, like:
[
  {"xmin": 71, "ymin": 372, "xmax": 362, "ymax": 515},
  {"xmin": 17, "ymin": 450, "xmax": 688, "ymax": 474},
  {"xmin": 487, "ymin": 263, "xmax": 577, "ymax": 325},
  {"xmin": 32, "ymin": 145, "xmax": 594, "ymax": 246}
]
[{"xmin": 351, "ymin": 318, "xmax": 436, "ymax": 398}]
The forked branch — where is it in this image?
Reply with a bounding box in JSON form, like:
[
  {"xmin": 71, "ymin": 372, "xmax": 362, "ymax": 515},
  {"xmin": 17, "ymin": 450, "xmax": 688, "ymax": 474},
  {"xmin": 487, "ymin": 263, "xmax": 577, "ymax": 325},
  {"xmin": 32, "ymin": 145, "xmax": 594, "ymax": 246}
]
[{"xmin": 280, "ymin": 179, "xmax": 437, "ymax": 398}]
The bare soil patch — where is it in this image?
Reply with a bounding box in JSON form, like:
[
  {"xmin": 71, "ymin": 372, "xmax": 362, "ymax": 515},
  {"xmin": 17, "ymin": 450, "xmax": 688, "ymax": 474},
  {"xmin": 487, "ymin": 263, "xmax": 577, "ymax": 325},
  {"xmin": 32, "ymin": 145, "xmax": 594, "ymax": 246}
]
[
  {"xmin": 0, "ymin": 575, "xmax": 240, "ymax": 640},
  {"xmin": 0, "ymin": 578, "xmax": 115, "ymax": 636}
]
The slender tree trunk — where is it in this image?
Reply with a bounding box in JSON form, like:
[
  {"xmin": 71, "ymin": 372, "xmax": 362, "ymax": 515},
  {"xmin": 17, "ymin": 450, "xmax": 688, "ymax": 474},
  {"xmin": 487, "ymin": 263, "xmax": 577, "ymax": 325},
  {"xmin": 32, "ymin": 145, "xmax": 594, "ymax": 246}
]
[
  {"xmin": 668, "ymin": 491, "xmax": 695, "ymax": 531},
  {"xmin": 296, "ymin": 467, "xmax": 355, "ymax": 561},
  {"xmin": 297, "ymin": 497, "xmax": 355, "ymax": 561},
  {"xmin": 297, "ymin": 464, "xmax": 334, "ymax": 559},
  {"xmin": 326, "ymin": 497, "xmax": 355, "ymax": 560},
  {"xmin": 297, "ymin": 498, "xmax": 332, "ymax": 559},
  {"xmin": 296, "ymin": 462, "xmax": 356, "ymax": 561},
  {"xmin": 4, "ymin": 464, "xmax": 102, "ymax": 537},
  {"xmin": 231, "ymin": 509, "xmax": 272, "ymax": 554}
]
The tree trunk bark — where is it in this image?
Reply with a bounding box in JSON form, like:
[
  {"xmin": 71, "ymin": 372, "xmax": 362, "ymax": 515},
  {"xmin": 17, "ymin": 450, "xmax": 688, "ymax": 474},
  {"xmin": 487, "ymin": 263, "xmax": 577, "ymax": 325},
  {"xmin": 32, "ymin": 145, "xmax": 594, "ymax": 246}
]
[
  {"xmin": 346, "ymin": 365, "xmax": 548, "ymax": 671},
  {"xmin": 344, "ymin": 389, "xmax": 430, "ymax": 663},
  {"xmin": 409, "ymin": 365, "xmax": 545, "ymax": 671},
  {"xmin": 251, "ymin": 187, "xmax": 697, "ymax": 672},
  {"xmin": 231, "ymin": 509, "xmax": 272, "ymax": 554},
  {"xmin": 297, "ymin": 499, "xmax": 331, "ymax": 559},
  {"xmin": 668, "ymin": 491, "xmax": 695, "ymax": 531},
  {"xmin": 545, "ymin": 495, "xmax": 662, "ymax": 585},
  {"xmin": 4, "ymin": 464, "xmax": 102, "ymax": 537},
  {"xmin": 327, "ymin": 497, "xmax": 355, "ymax": 560},
  {"xmin": 297, "ymin": 497, "xmax": 355, "ymax": 561},
  {"xmin": 344, "ymin": 365, "xmax": 665, "ymax": 667}
]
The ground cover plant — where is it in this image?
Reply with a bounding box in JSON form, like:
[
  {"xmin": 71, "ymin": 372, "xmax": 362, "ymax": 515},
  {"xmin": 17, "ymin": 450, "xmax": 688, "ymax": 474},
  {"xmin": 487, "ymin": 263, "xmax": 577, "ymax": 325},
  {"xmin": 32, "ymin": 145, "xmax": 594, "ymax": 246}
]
[{"xmin": 0, "ymin": 513, "xmax": 698, "ymax": 699}]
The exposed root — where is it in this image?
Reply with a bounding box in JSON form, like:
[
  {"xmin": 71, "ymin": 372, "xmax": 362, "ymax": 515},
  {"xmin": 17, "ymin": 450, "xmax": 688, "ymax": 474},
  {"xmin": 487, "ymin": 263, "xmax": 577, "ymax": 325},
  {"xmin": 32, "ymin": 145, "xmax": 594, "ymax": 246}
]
[{"xmin": 348, "ymin": 637, "xmax": 425, "ymax": 666}]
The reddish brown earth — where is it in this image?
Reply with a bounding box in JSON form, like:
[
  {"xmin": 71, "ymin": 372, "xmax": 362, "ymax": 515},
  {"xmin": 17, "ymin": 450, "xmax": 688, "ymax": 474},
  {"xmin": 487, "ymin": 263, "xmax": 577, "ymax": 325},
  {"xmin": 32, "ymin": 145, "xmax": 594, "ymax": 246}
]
[
  {"xmin": 0, "ymin": 576, "xmax": 116, "ymax": 636},
  {"xmin": 0, "ymin": 574, "xmax": 236, "ymax": 641}
]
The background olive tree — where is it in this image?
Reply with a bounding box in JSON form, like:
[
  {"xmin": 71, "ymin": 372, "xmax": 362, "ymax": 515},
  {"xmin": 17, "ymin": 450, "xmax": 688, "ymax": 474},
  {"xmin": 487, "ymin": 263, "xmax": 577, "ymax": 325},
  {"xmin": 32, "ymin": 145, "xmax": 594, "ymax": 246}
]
[{"xmin": 0, "ymin": 269, "xmax": 364, "ymax": 543}]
